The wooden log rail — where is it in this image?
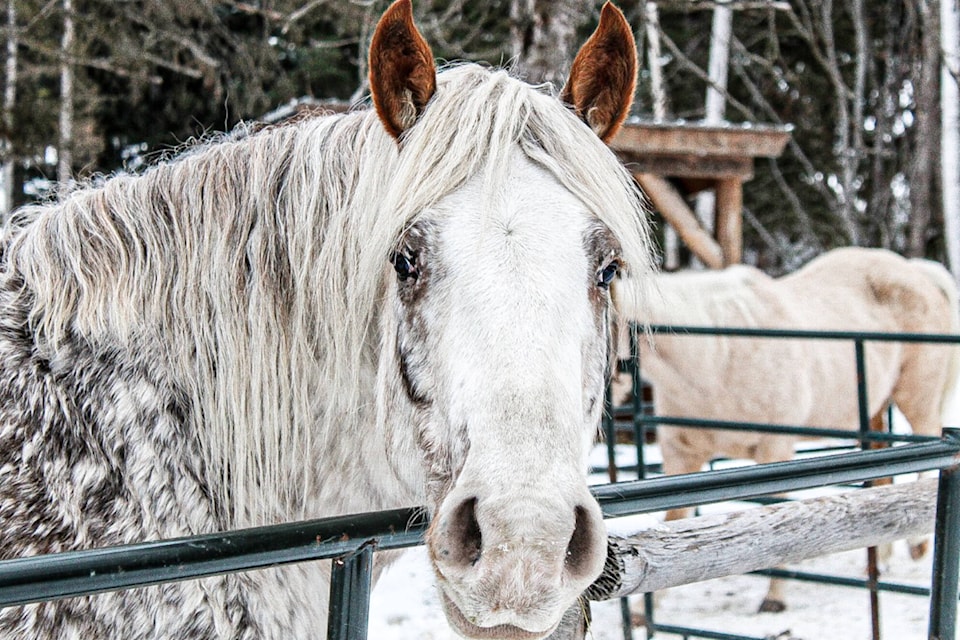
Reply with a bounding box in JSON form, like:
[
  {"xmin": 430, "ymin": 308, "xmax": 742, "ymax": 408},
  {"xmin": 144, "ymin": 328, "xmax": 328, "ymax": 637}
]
[
  {"xmin": 549, "ymin": 479, "xmax": 937, "ymax": 639},
  {"xmin": 589, "ymin": 479, "xmax": 935, "ymax": 600}
]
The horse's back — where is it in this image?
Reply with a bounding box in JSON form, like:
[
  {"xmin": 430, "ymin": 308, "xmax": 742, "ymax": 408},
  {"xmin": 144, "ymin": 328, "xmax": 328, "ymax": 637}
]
[
  {"xmin": 632, "ymin": 264, "xmax": 815, "ymax": 459},
  {"xmin": 778, "ymin": 247, "xmax": 956, "ymax": 434},
  {"xmin": 783, "ymin": 247, "xmax": 952, "ymax": 333}
]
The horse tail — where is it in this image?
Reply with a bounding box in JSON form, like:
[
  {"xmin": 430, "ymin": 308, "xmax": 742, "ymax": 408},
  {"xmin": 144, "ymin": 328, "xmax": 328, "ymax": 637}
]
[{"xmin": 910, "ymin": 258, "xmax": 960, "ymax": 424}]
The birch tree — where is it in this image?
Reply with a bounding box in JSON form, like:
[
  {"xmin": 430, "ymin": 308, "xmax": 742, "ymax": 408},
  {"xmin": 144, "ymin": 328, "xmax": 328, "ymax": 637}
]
[
  {"xmin": 942, "ymin": 0, "xmax": 960, "ymax": 285},
  {"xmin": 1, "ymin": 0, "xmax": 17, "ymax": 218},
  {"xmin": 57, "ymin": 0, "xmax": 73, "ymax": 185},
  {"xmin": 692, "ymin": 4, "xmax": 733, "ymax": 267},
  {"xmin": 509, "ymin": 0, "xmax": 593, "ymax": 87},
  {"xmin": 907, "ymin": 0, "xmax": 941, "ymax": 257}
]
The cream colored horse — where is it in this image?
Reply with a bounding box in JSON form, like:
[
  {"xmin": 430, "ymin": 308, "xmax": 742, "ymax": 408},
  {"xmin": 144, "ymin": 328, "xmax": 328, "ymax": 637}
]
[{"xmin": 613, "ymin": 246, "xmax": 960, "ymax": 612}]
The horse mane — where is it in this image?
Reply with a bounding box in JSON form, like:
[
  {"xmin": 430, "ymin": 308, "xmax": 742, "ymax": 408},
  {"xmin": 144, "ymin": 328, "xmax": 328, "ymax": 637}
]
[
  {"xmin": 1, "ymin": 63, "xmax": 653, "ymax": 526},
  {"xmin": 616, "ymin": 264, "xmax": 770, "ymax": 328}
]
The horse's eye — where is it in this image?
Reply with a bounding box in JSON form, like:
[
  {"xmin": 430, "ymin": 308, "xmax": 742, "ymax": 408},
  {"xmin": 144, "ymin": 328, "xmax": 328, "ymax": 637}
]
[
  {"xmin": 390, "ymin": 250, "xmax": 419, "ymax": 281},
  {"xmin": 598, "ymin": 260, "xmax": 620, "ymax": 288}
]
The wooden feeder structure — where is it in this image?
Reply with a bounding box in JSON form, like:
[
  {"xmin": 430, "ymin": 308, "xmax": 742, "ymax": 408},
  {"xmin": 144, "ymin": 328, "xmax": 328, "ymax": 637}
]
[{"xmin": 610, "ymin": 120, "xmax": 792, "ymax": 268}]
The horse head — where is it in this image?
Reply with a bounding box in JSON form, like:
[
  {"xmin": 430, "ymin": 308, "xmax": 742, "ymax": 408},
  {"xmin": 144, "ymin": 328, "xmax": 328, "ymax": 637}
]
[{"xmin": 369, "ymin": 2, "xmax": 644, "ymax": 638}]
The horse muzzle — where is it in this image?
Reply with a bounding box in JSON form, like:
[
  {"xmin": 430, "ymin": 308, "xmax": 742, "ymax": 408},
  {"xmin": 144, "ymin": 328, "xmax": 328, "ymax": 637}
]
[{"xmin": 426, "ymin": 488, "xmax": 606, "ymax": 639}]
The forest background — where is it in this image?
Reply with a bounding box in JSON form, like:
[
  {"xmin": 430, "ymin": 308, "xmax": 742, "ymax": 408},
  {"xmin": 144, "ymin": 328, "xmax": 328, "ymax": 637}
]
[{"xmin": 2, "ymin": 0, "xmax": 958, "ymax": 278}]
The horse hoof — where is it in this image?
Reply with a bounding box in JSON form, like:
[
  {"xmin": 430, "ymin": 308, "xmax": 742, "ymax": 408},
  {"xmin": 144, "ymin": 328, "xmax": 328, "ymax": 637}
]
[
  {"xmin": 910, "ymin": 540, "xmax": 930, "ymax": 560},
  {"xmin": 758, "ymin": 598, "xmax": 786, "ymax": 613}
]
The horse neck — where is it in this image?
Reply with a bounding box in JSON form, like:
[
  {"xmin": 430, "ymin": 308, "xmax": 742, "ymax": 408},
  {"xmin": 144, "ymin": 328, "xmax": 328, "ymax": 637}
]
[{"xmin": 9, "ymin": 113, "xmax": 416, "ymax": 527}]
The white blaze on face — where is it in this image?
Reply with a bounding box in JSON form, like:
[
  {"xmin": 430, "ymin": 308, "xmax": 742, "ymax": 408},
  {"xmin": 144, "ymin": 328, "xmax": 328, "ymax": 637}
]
[{"xmin": 393, "ymin": 148, "xmax": 614, "ymax": 638}]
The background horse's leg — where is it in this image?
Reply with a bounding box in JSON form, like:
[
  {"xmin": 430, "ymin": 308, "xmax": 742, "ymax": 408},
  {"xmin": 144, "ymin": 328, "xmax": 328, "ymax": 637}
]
[
  {"xmin": 891, "ymin": 352, "xmax": 954, "ymax": 560},
  {"xmin": 867, "ymin": 410, "xmax": 895, "ymax": 564},
  {"xmin": 754, "ymin": 437, "xmax": 799, "ymax": 614},
  {"xmin": 659, "ymin": 428, "xmax": 712, "ymax": 522}
]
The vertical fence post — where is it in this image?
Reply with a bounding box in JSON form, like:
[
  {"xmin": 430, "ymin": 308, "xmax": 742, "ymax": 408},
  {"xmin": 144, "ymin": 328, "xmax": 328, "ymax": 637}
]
[
  {"xmin": 603, "ymin": 384, "xmax": 618, "ymax": 484},
  {"xmin": 327, "ymin": 542, "xmax": 375, "ymax": 640},
  {"xmin": 928, "ymin": 429, "xmax": 960, "ymax": 640},
  {"xmin": 854, "ymin": 339, "xmax": 871, "ymax": 442},
  {"xmin": 631, "ymin": 326, "xmax": 646, "ymax": 481},
  {"xmin": 854, "ymin": 338, "xmax": 883, "ymax": 640}
]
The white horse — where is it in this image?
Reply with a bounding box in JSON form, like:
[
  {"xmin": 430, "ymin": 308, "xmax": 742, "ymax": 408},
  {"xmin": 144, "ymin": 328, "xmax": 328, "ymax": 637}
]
[
  {"xmin": 613, "ymin": 246, "xmax": 960, "ymax": 612},
  {"xmin": 0, "ymin": 2, "xmax": 652, "ymax": 638}
]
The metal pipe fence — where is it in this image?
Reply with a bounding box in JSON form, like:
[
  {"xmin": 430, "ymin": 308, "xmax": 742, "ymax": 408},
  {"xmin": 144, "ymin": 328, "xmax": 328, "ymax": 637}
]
[
  {"xmin": 0, "ymin": 326, "xmax": 957, "ymax": 640},
  {"xmin": 0, "ymin": 435, "xmax": 958, "ymax": 639},
  {"xmin": 602, "ymin": 324, "xmax": 960, "ymax": 640}
]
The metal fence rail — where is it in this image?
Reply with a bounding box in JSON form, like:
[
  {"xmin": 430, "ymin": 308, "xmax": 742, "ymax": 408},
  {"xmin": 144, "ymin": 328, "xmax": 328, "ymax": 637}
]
[
  {"xmin": 0, "ymin": 326, "xmax": 957, "ymax": 639},
  {"xmin": 0, "ymin": 506, "xmax": 428, "ymax": 609},
  {"xmin": 602, "ymin": 324, "xmax": 960, "ymax": 639},
  {"xmin": 607, "ymin": 325, "xmax": 960, "ymax": 467},
  {"xmin": 0, "ymin": 435, "xmax": 958, "ymax": 639}
]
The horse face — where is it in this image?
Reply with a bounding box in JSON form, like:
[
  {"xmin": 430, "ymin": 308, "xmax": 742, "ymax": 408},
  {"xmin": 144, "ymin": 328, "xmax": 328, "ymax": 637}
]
[
  {"xmin": 385, "ymin": 148, "xmax": 616, "ymax": 638},
  {"xmin": 370, "ymin": 2, "xmax": 638, "ymax": 636}
]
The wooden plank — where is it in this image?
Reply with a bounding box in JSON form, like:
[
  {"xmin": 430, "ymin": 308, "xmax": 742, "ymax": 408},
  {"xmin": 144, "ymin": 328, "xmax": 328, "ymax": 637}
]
[
  {"xmin": 615, "ymin": 153, "xmax": 754, "ymax": 180},
  {"xmin": 635, "ymin": 173, "xmax": 725, "ymax": 269},
  {"xmin": 586, "ymin": 479, "xmax": 936, "ymax": 602},
  {"xmin": 715, "ymin": 176, "xmax": 743, "ymax": 265},
  {"xmin": 611, "ymin": 121, "xmax": 792, "ymax": 159}
]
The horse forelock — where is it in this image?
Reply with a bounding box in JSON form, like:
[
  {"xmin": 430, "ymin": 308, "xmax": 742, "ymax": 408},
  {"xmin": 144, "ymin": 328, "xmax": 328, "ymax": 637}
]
[{"xmin": 1, "ymin": 62, "xmax": 653, "ymax": 526}]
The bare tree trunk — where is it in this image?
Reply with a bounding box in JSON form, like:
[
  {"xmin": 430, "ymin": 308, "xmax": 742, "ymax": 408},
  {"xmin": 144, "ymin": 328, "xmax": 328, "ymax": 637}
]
[
  {"xmin": 844, "ymin": 0, "xmax": 868, "ymax": 244},
  {"xmin": 819, "ymin": 0, "xmax": 861, "ymax": 244},
  {"xmin": 0, "ymin": 0, "xmax": 16, "ymax": 219},
  {"xmin": 703, "ymin": 4, "xmax": 732, "ymax": 124},
  {"xmin": 908, "ymin": 0, "xmax": 941, "ymax": 257},
  {"xmin": 509, "ymin": 0, "xmax": 593, "ymax": 88},
  {"xmin": 693, "ymin": 5, "xmax": 732, "ymax": 268},
  {"xmin": 645, "ymin": 2, "xmax": 666, "ymax": 122},
  {"xmin": 58, "ymin": 0, "xmax": 74, "ymax": 185},
  {"xmin": 942, "ymin": 0, "xmax": 960, "ymax": 284},
  {"xmin": 349, "ymin": 1, "xmax": 378, "ymax": 105},
  {"xmin": 644, "ymin": 2, "xmax": 680, "ymax": 269},
  {"xmin": 868, "ymin": 2, "xmax": 903, "ymax": 249}
]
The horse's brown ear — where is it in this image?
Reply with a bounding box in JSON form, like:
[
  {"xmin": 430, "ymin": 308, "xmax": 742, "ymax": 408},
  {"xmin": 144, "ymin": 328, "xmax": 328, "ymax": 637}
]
[
  {"xmin": 560, "ymin": 3, "xmax": 637, "ymax": 142},
  {"xmin": 369, "ymin": 0, "xmax": 437, "ymax": 140}
]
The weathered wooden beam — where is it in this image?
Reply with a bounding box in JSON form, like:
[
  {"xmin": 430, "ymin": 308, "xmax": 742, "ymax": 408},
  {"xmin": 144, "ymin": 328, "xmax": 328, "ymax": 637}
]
[
  {"xmin": 588, "ymin": 479, "xmax": 936, "ymax": 602},
  {"xmin": 616, "ymin": 153, "xmax": 754, "ymax": 180},
  {"xmin": 546, "ymin": 480, "xmax": 938, "ymax": 640},
  {"xmin": 611, "ymin": 121, "xmax": 792, "ymax": 159},
  {"xmin": 634, "ymin": 173, "xmax": 725, "ymax": 269}
]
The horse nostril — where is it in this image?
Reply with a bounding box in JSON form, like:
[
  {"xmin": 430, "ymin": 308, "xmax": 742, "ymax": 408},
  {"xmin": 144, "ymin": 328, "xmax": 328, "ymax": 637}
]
[
  {"xmin": 565, "ymin": 505, "xmax": 599, "ymax": 578},
  {"xmin": 447, "ymin": 497, "xmax": 482, "ymax": 567}
]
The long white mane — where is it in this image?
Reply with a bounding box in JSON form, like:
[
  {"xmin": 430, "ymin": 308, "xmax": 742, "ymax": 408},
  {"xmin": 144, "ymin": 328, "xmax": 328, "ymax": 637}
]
[
  {"xmin": 1, "ymin": 64, "xmax": 652, "ymax": 526},
  {"xmin": 616, "ymin": 264, "xmax": 769, "ymax": 328}
]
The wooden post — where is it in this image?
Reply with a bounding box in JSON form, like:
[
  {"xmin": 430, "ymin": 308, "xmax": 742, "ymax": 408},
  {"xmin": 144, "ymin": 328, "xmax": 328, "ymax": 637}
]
[
  {"xmin": 635, "ymin": 173, "xmax": 724, "ymax": 269},
  {"xmin": 714, "ymin": 176, "xmax": 742, "ymax": 266}
]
